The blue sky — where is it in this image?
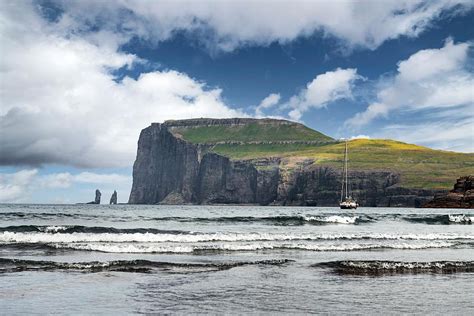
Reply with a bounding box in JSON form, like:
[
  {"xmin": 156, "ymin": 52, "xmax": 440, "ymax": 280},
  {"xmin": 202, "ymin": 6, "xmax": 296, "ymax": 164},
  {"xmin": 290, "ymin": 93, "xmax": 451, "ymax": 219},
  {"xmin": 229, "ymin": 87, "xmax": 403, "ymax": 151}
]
[{"xmin": 0, "ymin": 0, "xmax": 473, "ymax": 203}]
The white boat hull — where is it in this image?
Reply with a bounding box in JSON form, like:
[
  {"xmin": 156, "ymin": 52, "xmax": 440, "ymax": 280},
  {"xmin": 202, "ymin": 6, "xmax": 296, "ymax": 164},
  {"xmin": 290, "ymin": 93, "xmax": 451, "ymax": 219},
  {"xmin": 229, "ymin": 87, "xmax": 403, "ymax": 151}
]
[{"xmin": 340, "ymin": 201, "xmax": 358, "ymax": 209}]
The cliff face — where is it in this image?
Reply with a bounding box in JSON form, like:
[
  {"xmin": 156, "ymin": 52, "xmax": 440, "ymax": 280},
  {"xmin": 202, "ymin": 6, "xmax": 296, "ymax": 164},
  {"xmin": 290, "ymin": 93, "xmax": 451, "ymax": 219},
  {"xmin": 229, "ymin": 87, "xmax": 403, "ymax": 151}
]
[
  {"xmin": 423, "ymin": 176, "xmax": 474, "ymax": 208},
  {"xmin": 129, "ymin": 120, "xmax": 444, "ymax": 206},
  {"xmin": 129, "ymin": 123, "xmax": 200, "ymax": 204}
]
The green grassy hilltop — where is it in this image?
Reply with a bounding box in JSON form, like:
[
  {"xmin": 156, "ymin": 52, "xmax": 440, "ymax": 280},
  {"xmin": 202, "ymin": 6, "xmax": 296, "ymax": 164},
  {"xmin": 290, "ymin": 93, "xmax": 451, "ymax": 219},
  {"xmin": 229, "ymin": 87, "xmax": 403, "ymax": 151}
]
[
  {"xmin": 171, "ymin": 120, "xmax": 333, "ymax": 143},
  {"xmin": 170, "ymin": 119, "xmax": 473, "ymax": 190}
]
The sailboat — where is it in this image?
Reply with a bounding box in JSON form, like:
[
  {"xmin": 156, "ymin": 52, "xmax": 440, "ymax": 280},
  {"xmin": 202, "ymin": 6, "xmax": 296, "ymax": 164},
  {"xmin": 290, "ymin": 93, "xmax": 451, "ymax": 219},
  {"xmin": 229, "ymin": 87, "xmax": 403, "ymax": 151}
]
[{"xmin": 340, "ymin": 140, "xmax": 358, "ymax": 209}]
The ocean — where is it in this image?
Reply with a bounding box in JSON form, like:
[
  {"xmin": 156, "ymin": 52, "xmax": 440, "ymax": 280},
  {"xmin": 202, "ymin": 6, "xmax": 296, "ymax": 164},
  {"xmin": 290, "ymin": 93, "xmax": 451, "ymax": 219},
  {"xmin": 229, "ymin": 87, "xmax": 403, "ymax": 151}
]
[{"xmin": 0, "ymin": 204, "xmax": 473, "ymax": 314}]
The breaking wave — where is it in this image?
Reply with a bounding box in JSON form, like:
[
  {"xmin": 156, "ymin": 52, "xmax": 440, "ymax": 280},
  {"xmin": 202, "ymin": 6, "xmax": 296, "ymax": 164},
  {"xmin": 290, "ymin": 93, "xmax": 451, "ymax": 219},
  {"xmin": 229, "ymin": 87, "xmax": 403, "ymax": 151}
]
[
  {"xmin": 0, "ymin": 258, "xmax": 293, "ymax": 274},
  {"xmin": 42, "ymin": 241, "xmax": 459, "ymax": 253},
  {"xmin": 145, "ymin": 215, "xmax": 369, "ymax": 225},
  {"xmin": 0, "ymin": 225, "xmax": 187, "ymax": 235},
  {"xmin": 0, "ymin": 213, "xmax": 371, "ymax": 225},
  {"xmin": 315, "ymin": 260, "xmax": 474, "ymax": 275},
  {"xmin": 5, "ymin": 212, "xmax": 472, "ymax": 225},
  {"xmin": 301, "ymin": 215, "xmax": 360, "ymax": 224},
  {"xmin": 1, "ymin": 230, "xmax": 473, "ymax": 244},
  {"xmin": 3, "ymin": 257, "xmax": 471, "ymax": 275},
  {"xmin": 2, "ymin": 211, "xmax": 472, "ymax": 226},
  {"xmin": 403, "ymin": 214, "xmax": 473, "ymax": 225},
  {"xmin": 0, "ymin": 212, "xmax": 101, "ymax": 220}
]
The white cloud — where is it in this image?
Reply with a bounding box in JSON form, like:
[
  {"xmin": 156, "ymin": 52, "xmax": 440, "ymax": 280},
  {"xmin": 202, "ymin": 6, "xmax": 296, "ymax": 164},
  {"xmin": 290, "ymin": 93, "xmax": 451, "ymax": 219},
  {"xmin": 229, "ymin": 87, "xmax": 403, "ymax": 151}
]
[
  {"xmin": 345, "ymin": 102, "xmax": 389, "ymax": 128},
  {"xmin": 397, "ymin": 38, "xmax": 470, "ymax": 82},
  {"xmin": 347, "ymin": 39, "xmax": 473, "ymax": 127},
  {"xmin": 287, "ymin": 68, "xmax": 361, "ymax": 121},
  {"xmin": 40, "ymin": 172, "xmax": 130, "ymax": 188},
  {"xmin": 380, "ymin": 117, "xmax": 474, "ymax": 153},
  {"xmin": 350, "ymin": 135, "xmax": 371, "ymax": 140},
  {"xmin": 73, "ymin": 172, "xmax": 130, "ymax": 184},
  {"xmin": 0, "ymin": 2, "xmax": 245, "ymax": 168},
  {"xmin": 57, "ymin": 0, "xmax": 473, "ymax": 51},
  {"xmin": 345, "ymin": 39, "xmax": 474, "ymax": 151},
  {"xmin": 40, "ymin": 173, "xmax": 73, "ymax": 189},
  {"xmin": 255, "ymin": 93, "xmax": 281, "ymax": 117},
  {"xmin": 0, "ymin": 169, "xmax": 38, "ymax": 202},
  {"xmin": 1, "ymin": 1, "xmax": 472, "ymax": 172}
]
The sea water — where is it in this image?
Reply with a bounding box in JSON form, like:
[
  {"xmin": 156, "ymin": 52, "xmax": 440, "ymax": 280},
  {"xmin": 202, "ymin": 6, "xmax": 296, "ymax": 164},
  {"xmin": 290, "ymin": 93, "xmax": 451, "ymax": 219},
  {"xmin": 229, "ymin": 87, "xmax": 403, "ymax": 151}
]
[{"xmin": 0, "ymin": 204, "xmax": 473, "ymax": 314}]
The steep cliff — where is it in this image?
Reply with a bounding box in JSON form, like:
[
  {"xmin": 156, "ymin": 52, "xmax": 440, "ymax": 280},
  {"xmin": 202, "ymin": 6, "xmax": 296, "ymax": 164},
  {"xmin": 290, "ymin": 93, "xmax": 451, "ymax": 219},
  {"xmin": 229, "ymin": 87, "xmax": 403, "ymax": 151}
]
[
  {"xmin": 129, "ymin": 123, "xmax": 200, "ymax": 204},
  {"xmin": 129, "ymin": 118, "xmax": 472, "ymax": 206}
]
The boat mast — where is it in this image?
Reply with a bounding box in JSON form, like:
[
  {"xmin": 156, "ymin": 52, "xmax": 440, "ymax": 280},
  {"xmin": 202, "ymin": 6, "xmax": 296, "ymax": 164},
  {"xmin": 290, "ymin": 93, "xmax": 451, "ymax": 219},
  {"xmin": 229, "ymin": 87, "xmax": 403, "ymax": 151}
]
[
  {"xmin": 345, "ymin": 141, "xmax": 348, "ymax": 199},
  {"xmin": 340, "ymin": 141, "xmax": 347, "ymax": 202}
]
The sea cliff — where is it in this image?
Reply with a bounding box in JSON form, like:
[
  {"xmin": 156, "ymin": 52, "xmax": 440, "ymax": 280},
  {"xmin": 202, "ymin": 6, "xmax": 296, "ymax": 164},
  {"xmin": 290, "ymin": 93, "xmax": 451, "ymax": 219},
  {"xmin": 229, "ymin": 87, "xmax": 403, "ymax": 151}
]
[{"xmin": 127, "ymin": 118, "xmax": 468, "ymax": 207}]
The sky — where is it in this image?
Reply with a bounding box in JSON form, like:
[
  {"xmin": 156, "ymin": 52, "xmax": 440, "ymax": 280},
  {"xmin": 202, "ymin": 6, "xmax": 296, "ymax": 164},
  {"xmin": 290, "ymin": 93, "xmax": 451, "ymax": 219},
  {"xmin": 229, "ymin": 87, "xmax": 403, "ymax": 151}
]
[{"xmin": 0, "ymin": 0, "xmax": 473, "ymax": 203}]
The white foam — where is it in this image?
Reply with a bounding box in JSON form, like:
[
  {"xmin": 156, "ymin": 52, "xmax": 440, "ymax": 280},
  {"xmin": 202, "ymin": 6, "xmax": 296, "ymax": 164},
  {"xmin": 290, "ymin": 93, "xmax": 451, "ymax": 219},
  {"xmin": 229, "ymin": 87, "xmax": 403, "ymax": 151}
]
[
  {"xmin": 42, "ymin": 226, "xmax": 67, "ymax": 233},
  {"xmin": 448, "ymin": 214, "xmax": 473, "ymax": 223},
  {"xmin": 1, "ymin": 231, "xmax": 473, "ymax": 244},
  {"xmin": 51, "ymin": 243, "xmax": 195, "ymax": 253},
  {"xmin": 304, "ymin": 215, "xmax": 358, "ymax": 224},
  {"xmin": 48, "ymin": 241, "xmax": 456, "ymax": 253},
  {"xmin": 291, "ymin": 241, "xmax": 455, "ymax": 251},
  {"xmin": 340, "ymin": 261, "xmax": 472, "ymax": 270}
]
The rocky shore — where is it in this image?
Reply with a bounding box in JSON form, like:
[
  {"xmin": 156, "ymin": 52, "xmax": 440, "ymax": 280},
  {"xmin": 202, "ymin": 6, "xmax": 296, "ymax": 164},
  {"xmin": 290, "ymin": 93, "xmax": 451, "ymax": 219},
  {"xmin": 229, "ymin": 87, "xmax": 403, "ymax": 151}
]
[{"xmin": 423, "ymin": 176, "xmax": 474, "ymax": 208}]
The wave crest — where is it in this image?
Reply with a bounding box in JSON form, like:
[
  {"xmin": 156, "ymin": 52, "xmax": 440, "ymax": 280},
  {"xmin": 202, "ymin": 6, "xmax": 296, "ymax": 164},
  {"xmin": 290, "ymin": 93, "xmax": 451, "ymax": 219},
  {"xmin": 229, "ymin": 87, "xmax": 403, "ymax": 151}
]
[
  {"xmin": 315, "ymin": 260, "xmax": 474, "ymax": 275},
  {"xmin": 45, "ymin": 241, "xmax": 458, "ymax": 253},
  {"xmin": 1, "ymin": 231, "xmax": 473, "ymax": 244},
  {"xmin": 0, "ymin": 258, "xmax": 293, "ymax": 274},
  {"xmin": 403, "ymin": 214, "xmax": 473, "ymax": 225}
]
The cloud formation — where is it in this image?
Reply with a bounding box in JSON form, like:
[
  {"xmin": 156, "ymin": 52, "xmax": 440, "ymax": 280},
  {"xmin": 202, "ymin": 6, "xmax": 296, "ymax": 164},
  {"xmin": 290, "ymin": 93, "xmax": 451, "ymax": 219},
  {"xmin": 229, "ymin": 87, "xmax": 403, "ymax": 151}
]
[
  {"xmin": 380, "ymin": 117, "xmax": 474, "ymax": 153},
  {"xmin": 0, "ymin": 169, "xmax": 38, "ymax": 203},
  {"xmin": 57, "ymin": 0, "xmax": 473, "ymax": 51},
  {"xmin": 0, "ymin": 2, "xmax": 244, "ymax": 168},
  {"xmin": 350, "ymin": 135, "xmax": 371, "ymax": 140},
  {"xmin": 287, "ymin": 68, "xmax": 361, "ymax": 121},
  {"xmin": 345, "ymin": 39, "xmax": 473, "ymax": 151},
  {"xmin": 1, "ymin": 0, "xmax": 473, "ymax": 173},
  {"xmin": 40, "ymin": 172, "xmax": 130, "ymax": 189},
  {"xmin": 255, "ymin": 93, "xmax": 281, "ymax": 117}
]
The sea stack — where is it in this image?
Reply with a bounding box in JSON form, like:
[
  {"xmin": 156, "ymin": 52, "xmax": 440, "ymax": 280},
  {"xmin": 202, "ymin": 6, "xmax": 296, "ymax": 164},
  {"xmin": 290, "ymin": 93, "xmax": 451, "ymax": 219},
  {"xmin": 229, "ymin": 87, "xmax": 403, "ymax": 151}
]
[
  {"xmin": 110, "ymin": 190, "xmax": 118, "ymax": 205},
  {"xmin": 86, "ymin": 189, "xmax": 101, "ymax": 204},
  {"xmin": 95, "ymin": 189, "xmax": 101, "ymax": 204},
  {"xmin": 423, "ymin": 176, "xmax": 474, "ymax": 208}
]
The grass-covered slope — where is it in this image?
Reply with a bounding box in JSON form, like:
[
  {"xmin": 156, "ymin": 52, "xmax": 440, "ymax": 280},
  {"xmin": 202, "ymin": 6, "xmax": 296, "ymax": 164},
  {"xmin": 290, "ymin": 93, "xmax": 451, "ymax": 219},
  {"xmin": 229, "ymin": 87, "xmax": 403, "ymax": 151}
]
[
  {"xmin": 170, "ymin": 120, "xmax": 333, "ymax": 143},
  {"xmin": 212, "ymin": 139, "xmax": 474, "ymax": 189},
  {"xmin": 166, "ymin": 118, "xmax": 473, "ymax": 190}
]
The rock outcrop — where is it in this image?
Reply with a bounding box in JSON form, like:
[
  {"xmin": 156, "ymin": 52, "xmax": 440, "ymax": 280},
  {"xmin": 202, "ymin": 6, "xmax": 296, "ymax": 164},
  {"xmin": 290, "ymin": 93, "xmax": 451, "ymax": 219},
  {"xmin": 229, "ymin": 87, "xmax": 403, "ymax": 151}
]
[
  {"xmin": 129, "ymin": 120, "xmax": 444, "ymax": 207},
  {"xmin": 423, "ymin": 176, "xmax": 474, "ymax": 208},
  {"xmin": 87, "ymin": 189, "xmax": 101, "ymax": 204},
  {"xmin": 110, "ymin": 190, "xmax": 117, "ymax": 205}
]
